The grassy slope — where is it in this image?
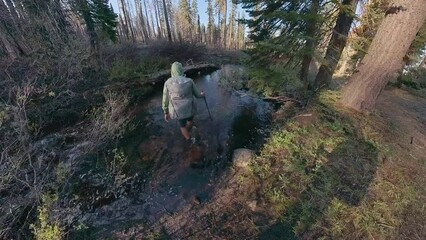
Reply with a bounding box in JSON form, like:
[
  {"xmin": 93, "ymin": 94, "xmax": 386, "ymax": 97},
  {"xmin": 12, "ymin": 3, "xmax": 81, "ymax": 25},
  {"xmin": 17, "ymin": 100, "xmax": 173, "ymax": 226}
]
[
  {"xmin": 249, "ymin": 90, "xmax": 425, "ymax": 239},
  {"xmin": 107, "ymin": 88, "xmax": 424, "ymax": 240}
]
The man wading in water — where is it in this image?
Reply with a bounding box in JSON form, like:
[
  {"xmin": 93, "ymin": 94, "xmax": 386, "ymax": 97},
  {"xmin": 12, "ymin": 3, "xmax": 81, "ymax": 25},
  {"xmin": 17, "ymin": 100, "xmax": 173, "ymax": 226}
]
[{"xmin": 162, "ymin": 62, "xmax": 205, "ymax": 141}]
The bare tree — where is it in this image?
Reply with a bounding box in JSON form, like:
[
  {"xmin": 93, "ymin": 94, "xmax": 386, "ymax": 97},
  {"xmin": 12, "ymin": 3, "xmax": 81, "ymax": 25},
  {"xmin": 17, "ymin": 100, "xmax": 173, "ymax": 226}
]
[{"xmin": 162, "ymin": 0, "xmax": 172, "ymax": 41}]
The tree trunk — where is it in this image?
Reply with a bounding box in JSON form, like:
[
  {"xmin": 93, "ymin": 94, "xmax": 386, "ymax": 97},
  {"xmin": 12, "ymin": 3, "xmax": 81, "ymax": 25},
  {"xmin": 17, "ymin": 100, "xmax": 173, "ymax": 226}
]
[
  {"xmin": 314, "ymin": 0, "xmax": 358, "ymax": 89},
  {"xmin": 162, "ymin": 0, "xmax": 172, "ymax": 42},
  {"xmin": 136, "ymin": 0, "xmax": 148, "ymax": 42},
  {"xmin": 341, "ymin": 0, "xmax": 426, "ymax": 112},
  {"xmin": 77, "ymin": 0, "xmax": 97, "ymax": 48},
  {"xmin": 142, "ymin": 0, "xmax": 152, "ymax": 38},
  {"xmin": 300, "ymin": 0, "xmax": 319, "ymax": 88},
  {"xmin": 223, "ymin": 0, "xmax": 227, "ymax": 48},
  {"xmin": 154, "ymin": 0, "xmax": 162, "ymax": 38},
  {"xmin": 216, "ymin": 3, "xmax": 221, "ymax": 47},
  {"xmin": 118, "ymin": 0, "xmax": 130, "ymax": 40},
  {"xmin": 125, "ymin": 0, "xmax": 135, "ymax": 42},
  {"xmin": 197, "ymin": 15, "xmax": 201, "ymax": 43}
]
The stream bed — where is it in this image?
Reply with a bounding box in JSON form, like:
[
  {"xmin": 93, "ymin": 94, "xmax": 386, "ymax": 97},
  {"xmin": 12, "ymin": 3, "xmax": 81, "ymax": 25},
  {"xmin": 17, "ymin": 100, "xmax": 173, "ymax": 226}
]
[{"xmin": 83, "ymin": 66, "xmax": 273, "ymax": 233}]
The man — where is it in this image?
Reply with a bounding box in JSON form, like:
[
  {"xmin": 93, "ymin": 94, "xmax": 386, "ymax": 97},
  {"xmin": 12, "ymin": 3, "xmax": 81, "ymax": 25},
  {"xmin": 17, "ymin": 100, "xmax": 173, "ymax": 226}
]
[{"xmin": 162, "ymin": 62, "xmax": 205, "ymax": 141}]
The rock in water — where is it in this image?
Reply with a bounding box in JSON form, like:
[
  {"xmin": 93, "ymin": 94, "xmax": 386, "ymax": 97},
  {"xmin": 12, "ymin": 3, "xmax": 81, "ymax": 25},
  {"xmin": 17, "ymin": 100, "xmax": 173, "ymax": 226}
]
[{"xmin": 232, "ymin": 149, "xmax": 255, "ymax": 170}]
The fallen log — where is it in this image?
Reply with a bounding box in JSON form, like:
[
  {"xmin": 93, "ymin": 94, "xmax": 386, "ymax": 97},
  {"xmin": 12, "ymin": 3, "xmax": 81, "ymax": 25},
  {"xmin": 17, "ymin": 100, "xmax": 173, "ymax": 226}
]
[
  {"xmin": 141, "ymin": 63, "xmax": 219, "ymax": 84},
  {"xmin": 234, "ymin": 90, "xmax": 304, "ymax": 106}
]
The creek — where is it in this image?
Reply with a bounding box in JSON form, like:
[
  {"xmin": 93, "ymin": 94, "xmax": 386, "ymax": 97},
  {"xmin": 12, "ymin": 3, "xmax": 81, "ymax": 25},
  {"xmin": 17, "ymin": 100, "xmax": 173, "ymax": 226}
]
[{"xmin": 82, "ymin": 66, "xmax": 274, "ymax": 232}]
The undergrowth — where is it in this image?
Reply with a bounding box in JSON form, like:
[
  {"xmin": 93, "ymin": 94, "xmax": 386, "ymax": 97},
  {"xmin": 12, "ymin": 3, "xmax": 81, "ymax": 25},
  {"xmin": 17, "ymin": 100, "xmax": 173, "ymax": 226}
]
[
  {"xmin": 30, "ymin": 194, "xmax": 64, "ymax": 240},
  {"xmin": 393, "ymin": 67, "xmax": 426, "ymax": 97},
  {"xmin": 249, "ymin": 90, "xmax": 422, "ymax": 239},
  {"xmin": 109, "ymin": 58, "xmax": 169, "ymax": 81},
  {"xmin": 246, "ymin": 64, "xmax": 305, "ymax": 98}
]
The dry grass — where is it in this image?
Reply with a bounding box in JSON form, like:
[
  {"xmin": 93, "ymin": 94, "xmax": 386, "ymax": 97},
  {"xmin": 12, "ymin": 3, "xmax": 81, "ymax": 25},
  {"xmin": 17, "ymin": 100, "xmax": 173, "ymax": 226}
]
[{"xmin": 198, "ymin": 89, "xmax": 426, "ymax": 240}]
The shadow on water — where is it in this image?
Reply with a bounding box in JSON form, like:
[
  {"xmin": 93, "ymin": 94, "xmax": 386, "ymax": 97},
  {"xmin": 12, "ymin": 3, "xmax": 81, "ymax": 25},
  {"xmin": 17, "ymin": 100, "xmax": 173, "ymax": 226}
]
[{"xmin": 260, "ymin": 135, "xmax": 378, "ymax": 239}]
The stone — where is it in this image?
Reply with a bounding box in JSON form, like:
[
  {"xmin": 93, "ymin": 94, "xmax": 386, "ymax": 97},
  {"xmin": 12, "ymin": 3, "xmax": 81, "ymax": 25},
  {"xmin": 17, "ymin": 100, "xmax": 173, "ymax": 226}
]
[{"xmin": 232, "ymin": 148, "xmax": 255, "ymax": 170}]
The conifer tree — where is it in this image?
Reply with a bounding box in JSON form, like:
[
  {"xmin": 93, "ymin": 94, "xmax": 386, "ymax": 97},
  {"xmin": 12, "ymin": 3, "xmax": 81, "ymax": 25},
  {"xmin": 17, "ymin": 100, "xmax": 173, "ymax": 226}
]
[
  {"xmin": 178, "ymin": 0, "xmax": 193, "ymax": 41},
  {"xmin": 135, "ymin": 0, "xmax": 149, "ymax": 41},
  {"xmin": 228, "ymin": 3, "xmax": 237, "ymax": 49},
  {"xmin": 207, "ymin": 0, "xmax": 215, "ymax": 45},
  {"xmin": 162, "ymin": 0, "xmax": 173, "ymax": 42},
  {"xmin": 314, "ymin": 0, "xmax": 358, "ymax": 89},
  {"xmin": 341, "ymin": 0, "xmax": 426, "ymax": 111},
  {"xmin": 240, "ymin": 0, "xmax": 327, "ymax": 73},
  {"xmin": 75, "ymin": 0, "xmax": 98, "ymax": 48},
  {"xmin": 91, "ymin": 0, "xmax": 118, "ymax": 42},
  {"xmin": 191, "ymin": 0, "xmax": 199, "ymax": 42}
]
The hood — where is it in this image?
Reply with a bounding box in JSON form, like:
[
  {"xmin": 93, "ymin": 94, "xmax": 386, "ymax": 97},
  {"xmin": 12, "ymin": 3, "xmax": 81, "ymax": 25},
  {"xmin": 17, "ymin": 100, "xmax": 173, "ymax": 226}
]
[{"xmin": 171, "ymin": 62, "xmax": 184, "ymax": 77}]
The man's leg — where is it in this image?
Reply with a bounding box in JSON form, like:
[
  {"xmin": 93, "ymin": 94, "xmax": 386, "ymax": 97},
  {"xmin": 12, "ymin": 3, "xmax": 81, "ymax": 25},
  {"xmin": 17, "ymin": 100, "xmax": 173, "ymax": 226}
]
[
  {"xmin": 180, "ymin": 126, "xmax": 191, "ymax": 140},
  {"xmin": 178, "ymin": 117, "xmax": 191, "ymax": 140},
  {"xmin": 187, "ymin": 120, "xmax": 194, "ymax": 131}
]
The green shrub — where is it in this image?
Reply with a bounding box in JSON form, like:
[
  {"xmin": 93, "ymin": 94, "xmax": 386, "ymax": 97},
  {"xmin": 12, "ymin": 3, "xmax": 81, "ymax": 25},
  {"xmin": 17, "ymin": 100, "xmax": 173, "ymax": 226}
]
[
  {"xmin": 30, "ymin": 194, "xmax": 63, "ymax": 240},
  {"xmin": 0, "ymin": 104, "xmax": 9, "ymax": 128},
  {"xmin": 109, "ymin": 59, "xmax": 138, "ymax": 81},
  {"xmin": 247, "ymin": 65, "xmax": 304, "ymax": 97},
  {"xmin": 397, "ymin": 67, "xmax": 426, "ymax": 89}
]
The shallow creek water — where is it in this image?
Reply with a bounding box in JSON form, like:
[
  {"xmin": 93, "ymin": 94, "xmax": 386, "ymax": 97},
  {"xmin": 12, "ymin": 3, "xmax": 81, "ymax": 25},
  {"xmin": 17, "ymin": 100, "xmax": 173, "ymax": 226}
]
[{"xmin": 92, "ymin": 67, "xmax": 273, "ymax": 227}]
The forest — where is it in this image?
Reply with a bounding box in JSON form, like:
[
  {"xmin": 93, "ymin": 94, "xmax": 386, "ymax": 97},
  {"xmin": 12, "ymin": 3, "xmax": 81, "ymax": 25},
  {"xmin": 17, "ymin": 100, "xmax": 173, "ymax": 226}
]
[{"xmin": 0, "ymin": 0, "xmax": 425, "ymax": 239}]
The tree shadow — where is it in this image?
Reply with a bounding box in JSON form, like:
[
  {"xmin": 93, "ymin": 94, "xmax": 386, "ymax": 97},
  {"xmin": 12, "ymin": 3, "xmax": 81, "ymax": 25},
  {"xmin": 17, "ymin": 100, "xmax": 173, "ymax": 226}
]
[{"xmin": 260, "ymin": 137, "xmax": 378, "ymax": 239}]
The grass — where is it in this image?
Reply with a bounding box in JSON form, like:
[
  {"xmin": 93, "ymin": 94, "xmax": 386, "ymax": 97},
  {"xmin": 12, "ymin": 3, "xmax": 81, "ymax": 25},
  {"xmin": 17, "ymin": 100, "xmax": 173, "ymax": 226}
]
[{"xmin": 248, "ymin": 90, "xmax": 424, "ymax": 239}]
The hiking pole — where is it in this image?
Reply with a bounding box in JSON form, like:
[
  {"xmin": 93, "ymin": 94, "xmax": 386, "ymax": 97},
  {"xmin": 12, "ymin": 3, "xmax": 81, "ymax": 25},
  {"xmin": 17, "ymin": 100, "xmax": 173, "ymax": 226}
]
[{"xmin": 203, "ymin": 95, "xmax": 212, "ymax": 121}]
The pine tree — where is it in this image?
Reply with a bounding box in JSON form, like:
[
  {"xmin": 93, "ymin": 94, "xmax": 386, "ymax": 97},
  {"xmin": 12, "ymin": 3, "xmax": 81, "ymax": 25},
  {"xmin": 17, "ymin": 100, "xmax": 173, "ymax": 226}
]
[
  {"xmin": 221, "ymin": 0, "xmax": 228, "ymax": 48},
  {"xmin": 91, "ymin": 0, "xmax": 118, "ymax": 42},
  {"xmin": 191, "ymin": 0, "xmax": 199, "ymax": 42},
  {"xmin": 228, "ymin": 2, "xmax": 237, "ymax": 49},
  {"xmin": 135, "ymin": 0, "xmax": 149, "ymax": 42},
  {"xmin": 118, "ymin": 0, "xmax": 132, "ymax": 41},
  {"xmin": 341, "ymin": 0, "xmax": 426, "ymax": 111},
  {"xmin": 178, "ymin": 0, "xmax": 193, "ymax": 41},
  {"xmin": 207, "ymin": 0, "xmax": 215, "ymax": 45},
  {"xmin": 238, "ymin": 12, "xmax": 245, "ymax": 49},
  {"xmin": 300, "ymin": 0, "xmax": 320, "ymax": 88},
  {"xmin": 162, "ymin": 0, "xmax": 173, "ymax": 41},
  {"xmin": 314, "ymin": 0, "xmax": 358, "ymax": 89},
  {"xmin": 144, "ymin": 0, "xmax": 153, "ymax": 38},
  {"xmin": 215, "ymin": 0, "xmax": 227, "ymax": 47},
  {"xmin": 166, "ymin": 0, "xmax": 177, "ymax": 41},
  {"xmin": 198, "ymin": 14, "xmax": 202, "ymax": 43},
  {"xmin": 351, "ymin": 0, "xmax": 391, "ymax": 63},
  {"xmin": 153, "ymin": 0, "xmax": 162, "ymax": 38},
  {"xmin": 75, "ymin": 0, "xmax": 97, "ymax": 48},
  {"xmin": 240, "ymin": 0, "xmax": 328, "ymax": 68}
]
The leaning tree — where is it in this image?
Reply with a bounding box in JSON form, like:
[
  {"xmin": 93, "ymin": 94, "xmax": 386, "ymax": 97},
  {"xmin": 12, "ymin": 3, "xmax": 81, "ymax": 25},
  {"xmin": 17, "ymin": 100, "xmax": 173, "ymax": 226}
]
[{"xmin": 341, "ymin": 0, "xmax": 426, "ymax": 112}]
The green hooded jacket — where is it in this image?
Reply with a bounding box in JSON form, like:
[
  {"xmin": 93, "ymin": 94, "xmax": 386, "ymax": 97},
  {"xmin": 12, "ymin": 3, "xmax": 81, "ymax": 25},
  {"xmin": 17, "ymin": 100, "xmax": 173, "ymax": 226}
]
[{"xmin": 162, "ymin": 62, "xmax": 203, "ymax": 119}]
